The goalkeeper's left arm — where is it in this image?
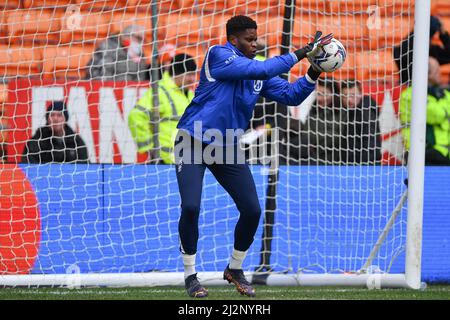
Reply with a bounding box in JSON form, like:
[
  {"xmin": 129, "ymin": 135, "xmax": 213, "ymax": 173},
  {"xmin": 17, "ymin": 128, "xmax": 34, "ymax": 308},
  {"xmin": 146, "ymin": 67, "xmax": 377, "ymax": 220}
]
[{"xmin": 258, "ymin": 31, "xmax": 334, "ymax": 106}]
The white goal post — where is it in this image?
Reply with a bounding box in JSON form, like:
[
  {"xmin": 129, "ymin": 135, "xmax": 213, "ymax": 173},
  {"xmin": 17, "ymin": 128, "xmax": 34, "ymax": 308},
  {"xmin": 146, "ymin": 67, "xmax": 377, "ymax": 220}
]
[
  {"xmin": 0, "ymin": 0, "xmax": 429, "ymax": 289},
  {"xmin": 404, "ymin": 0, "xmax": 429, "ymax": 290}
]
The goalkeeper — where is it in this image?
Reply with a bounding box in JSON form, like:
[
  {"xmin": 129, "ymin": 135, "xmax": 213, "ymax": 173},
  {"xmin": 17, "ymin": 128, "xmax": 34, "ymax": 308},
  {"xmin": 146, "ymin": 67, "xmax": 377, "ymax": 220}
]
[{"xmin": 174, "ymin": 15, "xmax": 332, "ymax": 298}]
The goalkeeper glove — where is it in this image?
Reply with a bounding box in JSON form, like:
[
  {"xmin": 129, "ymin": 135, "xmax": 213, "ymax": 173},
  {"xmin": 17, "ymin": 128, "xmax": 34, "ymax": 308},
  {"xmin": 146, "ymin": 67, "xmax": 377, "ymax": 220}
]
[
  {"xmin": 293, "ymin": 31, "xmax": 333, "ymax": 61},
  {"xmin": 306, "ymin": 65, "xmax": 322, "ymax": 81}
]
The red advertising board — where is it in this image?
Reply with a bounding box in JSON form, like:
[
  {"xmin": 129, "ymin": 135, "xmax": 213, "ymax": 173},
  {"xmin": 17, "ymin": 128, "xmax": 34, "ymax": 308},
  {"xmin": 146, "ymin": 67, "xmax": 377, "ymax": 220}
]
[
  {"xmin": 6, "ymin": 79, "xmax": 150, "ymax": 164},
  {"xmin": 5, "ymin": 79, "xmax": 406, "ymax": 164}
]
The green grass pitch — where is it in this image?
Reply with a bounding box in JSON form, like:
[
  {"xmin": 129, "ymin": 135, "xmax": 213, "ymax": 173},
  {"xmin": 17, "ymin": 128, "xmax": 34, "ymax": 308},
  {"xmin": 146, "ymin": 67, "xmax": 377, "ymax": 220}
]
[{"xmin": 1, "ymin": 285, "xmax": 450, "ymax": 300}]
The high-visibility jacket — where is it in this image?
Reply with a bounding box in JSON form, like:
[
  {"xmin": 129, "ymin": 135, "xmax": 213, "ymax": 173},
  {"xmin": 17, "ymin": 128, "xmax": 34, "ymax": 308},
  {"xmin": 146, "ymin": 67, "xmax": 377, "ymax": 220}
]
[
  {"xmin": 128, "ymin": 71, "xmax": 194, "ymax": 163},
  {"xmin": 399, "ymin": 86, "xmax": 450, "ymax": 158}
]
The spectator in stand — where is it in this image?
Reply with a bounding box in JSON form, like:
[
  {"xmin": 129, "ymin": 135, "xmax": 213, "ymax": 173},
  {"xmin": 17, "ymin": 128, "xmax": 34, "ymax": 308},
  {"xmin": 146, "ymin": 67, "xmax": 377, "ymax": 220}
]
[
  {"xmin": 339, "ymin": 79, "xmax": 382, "ymax": 165},
  {"xmin": 400, "ymin": 57, "xmax": 450, "ymax": 165},
  {"xmin": 22, "ymin": 101, "xmax": 89, "ymax": 164},
  {"xmin": 394, "ymin": 15, "xmax": 450, "ymax": 85},
  {"xmin": 86, "ymin": 24, "xmax": 150, "ymax": 82},
  {"xmin": 298, "ymin": 77, "xmax": 343, "ymax": 164}
]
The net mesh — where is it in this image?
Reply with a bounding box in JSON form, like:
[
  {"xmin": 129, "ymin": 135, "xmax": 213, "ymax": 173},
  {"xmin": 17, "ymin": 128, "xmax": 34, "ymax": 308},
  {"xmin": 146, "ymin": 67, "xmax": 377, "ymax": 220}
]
[{"xmin": 0, "ymin": 0, "xmax": 443, "ymax": 278}]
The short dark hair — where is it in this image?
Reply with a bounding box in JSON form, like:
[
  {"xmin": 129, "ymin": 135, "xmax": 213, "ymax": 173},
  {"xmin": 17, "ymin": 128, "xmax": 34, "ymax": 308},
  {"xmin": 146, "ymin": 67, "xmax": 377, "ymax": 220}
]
[
  {"xmin": 226, "ymin": 15, "xmax": 257, "ymax": 39},
  {"xmin": 46, "ymin": 101, "xmax": 68, "ymax": 123},
  {"xmin": 340, "ymin": 79, "xmax": 361, "ymax": 91},
  {"xmin": 169, "ymin": 53, "xmax": 197, "ymax": 76}
]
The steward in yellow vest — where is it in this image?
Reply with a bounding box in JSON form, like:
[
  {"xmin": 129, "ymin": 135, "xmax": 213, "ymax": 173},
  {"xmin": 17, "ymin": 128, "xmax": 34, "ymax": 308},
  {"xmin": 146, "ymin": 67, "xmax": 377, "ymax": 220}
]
[
  {"xmin": 399, "ymin": 57, "xmax": 450, "ymax": 165},
  {"xmin": 128, "ymin": 53, "xmax": 197, "ymax": 163}
]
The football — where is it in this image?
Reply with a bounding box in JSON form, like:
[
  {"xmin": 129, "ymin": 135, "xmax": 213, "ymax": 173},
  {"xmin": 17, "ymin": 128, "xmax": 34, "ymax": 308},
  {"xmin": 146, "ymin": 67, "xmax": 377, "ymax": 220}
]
[{"xmin": 310, "ymin": 38, "xmax": 347, "ymax": 73}]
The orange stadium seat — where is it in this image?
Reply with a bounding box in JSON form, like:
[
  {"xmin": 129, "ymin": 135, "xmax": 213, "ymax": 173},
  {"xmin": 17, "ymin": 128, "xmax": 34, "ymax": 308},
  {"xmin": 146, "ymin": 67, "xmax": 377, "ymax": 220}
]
[
  {"xmin": 125, "ymin": 0, "xmax": 151, "ymax": 5},
  {"xmin": 378, "ymin": 0, "xmax": 415, "ymax": 15},
  {"xmin": 0, "ymin": 10, "xmax": 12, "ymax": 36},
  {"xmin": 441, "ymin": 64, "xmax": 450, "ymax": 85},
  {"xmin": 366, "ymin": 16, "xmax": 413, "ymax": 50},
  {"xmin": 441, "ymin": 16, "xmax": 450, "ymax": 34},
  {"xmin": 292, "ymin": 13, "xmax": 317, "ymax": 45},
  {"xmin": 4, "ymin": 9, "xmax": 61, "ymax": 45},
  {"xmin": 328, "ymin": 0, "xmax": 379, "ymax": 14},
  {"xmin": 317, "ymin": 15, "xmax": 369, "ymax": 49},
  {"xmin": 178, "ymin": 0, "xmax": 226, "ymax": 13},
  {"xmin": 246, "ymin": 14, "xmax": 316, "ymax": 48},
  {"xmin": 41, "ymin": 45, "xmax": 94, "ymax": 79},
  {"xmin": 60, "ymin": 11, "xmax": 112, "ymax": 44},
  {"xmin": 250, "ymin": 15, "xmax": 284, "ymax": 47},
  {"xmin": 0, "ymin": 0, "xmax": 21, "ymax": 9},
  {"xmin": 355, "ymin": 49, "xmax": 398, "ymax": 82},
  {"xmin": 159, "ymin": 0, "xmax": 181, "ymax": 13},
  {"xmin": 22, "ymin": 0, "xmax": 72, "ymax": 8},
  {"xmin": 74, "ymin": 0, "xmax": 125, "ymax": 11},
  {"xmin": 111, "ymin": 11, "xmax": 155, "ymax": 42},
  {"xmin": 432, "ymin": 0, "xmax": 450, "ymax": 14},
  {"xmin": 160, "ymin": 14, "xmax": 221, "ymax": 46},
  {"xmin": 227, "ymin": 0, "xmax": 282, "ymax": 15},
  {"xmin": 213, "ymin": 15, "xmax": 230, "ymax": 44},
  {"xmin": 0, "ymin": 44, "xmax": 42, "ymax": 76},
  {"xmin": 124, "ymin": 0, "xmax": 179, "ymax": 13},
  {"xmin": 296, "ymin": 0, "xmax": 329, "ymax": 13},
  {"xmin": 327, "ymin": 0, "xmax": 414, "ymax": 16},
  {"xmin": 221, "ymin": 14, "xmax": 279, "ymax": 47}
]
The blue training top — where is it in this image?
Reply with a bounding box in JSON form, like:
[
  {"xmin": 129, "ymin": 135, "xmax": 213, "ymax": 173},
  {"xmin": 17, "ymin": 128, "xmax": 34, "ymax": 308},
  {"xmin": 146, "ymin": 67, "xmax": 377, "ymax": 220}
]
[{"xmin": 177, "ymin": 41, "xmax": 316, "ymax": 145}]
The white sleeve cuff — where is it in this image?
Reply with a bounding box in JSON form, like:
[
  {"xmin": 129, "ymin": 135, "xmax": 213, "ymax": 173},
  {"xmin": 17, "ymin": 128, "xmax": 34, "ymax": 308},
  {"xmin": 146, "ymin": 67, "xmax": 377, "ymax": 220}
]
[
  {"xmin": 289, "ymin": 52, "xmax": 298, "ymax": 63},
  {"xmin": 305, "ymin": 73, "xmax": 316, "ymax": 84}
]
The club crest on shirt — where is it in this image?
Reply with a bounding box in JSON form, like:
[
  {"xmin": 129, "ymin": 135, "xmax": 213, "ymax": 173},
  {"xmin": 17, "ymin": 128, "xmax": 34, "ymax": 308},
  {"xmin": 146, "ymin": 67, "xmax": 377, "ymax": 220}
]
[{"xmin": 253, "ymin": 80, "xmax": 263, "ymax": 94}]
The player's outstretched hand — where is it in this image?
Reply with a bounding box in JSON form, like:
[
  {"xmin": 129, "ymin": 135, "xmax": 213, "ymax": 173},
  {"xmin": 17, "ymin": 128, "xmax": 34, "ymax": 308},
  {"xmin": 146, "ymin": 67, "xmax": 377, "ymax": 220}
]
[
  {"xmin": 294, "ymin": 31, "xmax": 333, "ymax": 62},
  {"xmin": 306, "ymin": 31, "xmax": 333, "ymax": 58}
]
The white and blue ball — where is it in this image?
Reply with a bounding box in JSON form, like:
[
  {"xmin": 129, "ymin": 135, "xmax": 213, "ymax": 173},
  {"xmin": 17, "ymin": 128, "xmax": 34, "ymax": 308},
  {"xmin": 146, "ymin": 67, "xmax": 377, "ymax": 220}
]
[{"xmin": 311, "ymin": 38, "xmax": 346, "ymax": 73}]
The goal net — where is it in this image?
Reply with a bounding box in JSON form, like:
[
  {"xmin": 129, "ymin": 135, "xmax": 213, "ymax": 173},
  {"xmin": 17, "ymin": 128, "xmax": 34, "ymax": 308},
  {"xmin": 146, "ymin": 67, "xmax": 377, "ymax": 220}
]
[{"xmin": 0, "ymin": 0, "xmax": 432, "ymax": 288}]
